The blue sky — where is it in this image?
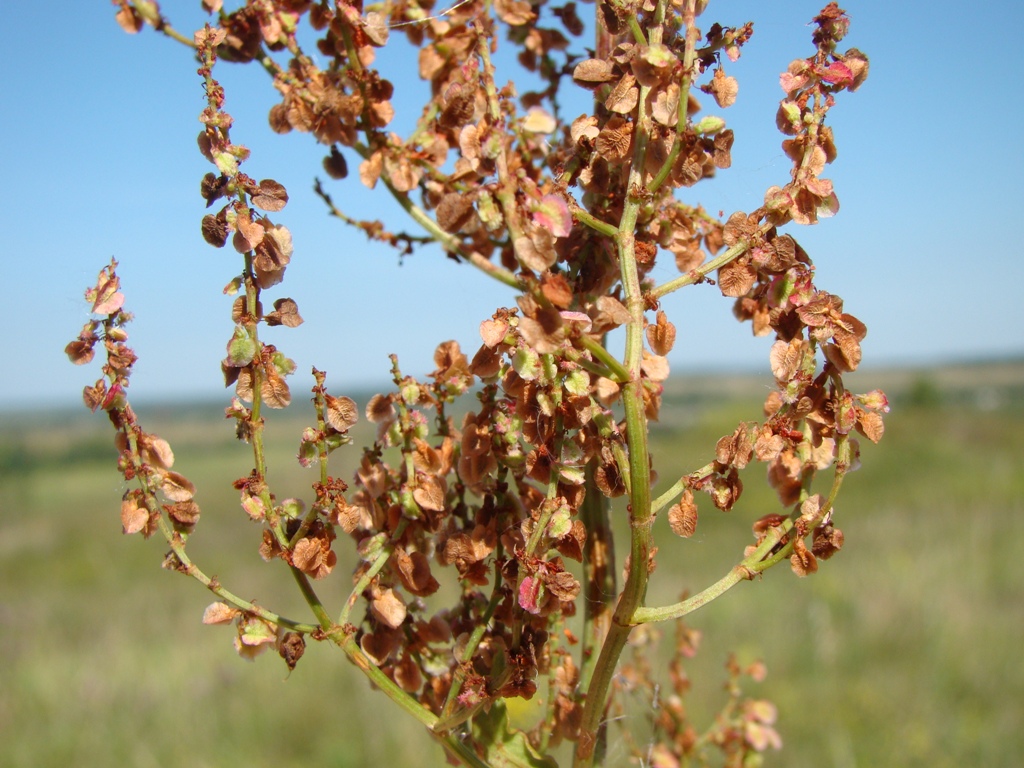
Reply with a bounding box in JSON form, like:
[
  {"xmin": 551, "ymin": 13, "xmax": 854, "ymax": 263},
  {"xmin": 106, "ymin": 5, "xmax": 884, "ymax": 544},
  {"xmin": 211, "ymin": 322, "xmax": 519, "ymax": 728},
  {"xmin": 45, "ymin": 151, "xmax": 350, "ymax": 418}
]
[{"xmin": 5, "ymin": 1, "xmax": 1023, "ymax": 410}]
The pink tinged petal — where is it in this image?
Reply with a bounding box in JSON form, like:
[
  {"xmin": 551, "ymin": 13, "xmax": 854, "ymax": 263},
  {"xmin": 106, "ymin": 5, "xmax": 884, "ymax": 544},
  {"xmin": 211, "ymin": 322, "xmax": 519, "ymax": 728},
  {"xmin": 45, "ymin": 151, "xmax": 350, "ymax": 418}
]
[
  {"xmin": 817, "ymin": 61, "xmax": 854, "ymax": 87},
  {"xmin": 559, "ymin": 311, "xmax": 592, "ymax": 332},
  {"xmin": 518, "ymin": 576, "xmax": 542, "ymax": 614},
  {"xmin": 93, "ymin": 291, "xmax": 125, "ymax": 315},
  {"xmin": 531, "ymin": 194, "xmax": 573, "ymax": 238}
]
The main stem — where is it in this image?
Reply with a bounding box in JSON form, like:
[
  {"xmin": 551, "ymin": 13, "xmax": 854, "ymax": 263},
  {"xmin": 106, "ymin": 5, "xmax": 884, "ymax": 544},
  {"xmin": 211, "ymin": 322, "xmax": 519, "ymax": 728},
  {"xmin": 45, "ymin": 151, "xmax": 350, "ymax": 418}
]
[{"xmin": 573, "ymin": 46, "xmax": 660, "ymax": 768}]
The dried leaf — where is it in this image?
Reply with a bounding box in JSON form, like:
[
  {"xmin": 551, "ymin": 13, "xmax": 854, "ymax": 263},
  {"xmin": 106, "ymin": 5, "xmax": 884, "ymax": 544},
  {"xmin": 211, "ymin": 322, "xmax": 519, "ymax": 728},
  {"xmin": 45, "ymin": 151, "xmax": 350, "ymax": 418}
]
[
  {"xmin": 717, "ymin": 423, "xmax": 755, "ymax": 470},
  {"xmin": 518, "ymin": 306, "xmax": 566, "ymax": 354},
  {"xmin": 573, "ymin": 59, "xmax": 614, "ymax": 85},
  {"xmin": 278, "ymin": 632, "xmax": 305, "ymax": 671},
  {"xmin": 522, "ymin": 107, "xmax": 556, "ymax": 134},
  {"xmin": 139, "ymin": 434, "xmax": 174, "ymax": 469},
  {"xmin": 233, "ymin": 210, "xmax": 265, "ymax": 253},
  {"xmin": 325, "ymin": 394, "xmax": 358, "ymax": 431},
  {"xmin": 394, "ymin": 549, "xmax": 440, "ymax": 597},
  {"xmin": 363, "ymin": 11, "xmax": 389, "ymax": 46},
  {"xmin": 121, "ymin": 495, "xmax": 150, "ymax": 535},
  {"xmin": 251, "ymin": 179, "xmax": 289, "ymax": 212},
  {"xmin": 480, "ymin": 318, "xmax": 509, "ymax": 348},
  {"xmin": 605, "ymin": 73, "xmax": 639, "ymax": 114},
  {"xmin": 436, "ymin": 192, "xmax": 476, "ymax": 233},
  {"xmin": 202, "ymin": 602, "xmax": 239, "ymax": 625},
  {"xmin": 265, "ymin": 297, "xmax": 303, "ymax": 328},
  {"xmin": 201, "ymin": 212, "xmax": 229, "ymax": 247},
  {"xmin": 365, "ymin": 393, "xmax": 395, "ymax": 424},
  {"xmin": 371, "ymin": 588, "xmax": 407, "ymax": 629},
  {"xmin": 594, "ymin": 376, "xmax": 620, "ymax": 406},
  {"xmin": 544, "ymin": 569, "xmax": 581, "ymax": 602},
  {"xmin": 494, "ymin": 0, "xmax": 535, "ymax": 25},
  {"xmin": 439, "ymin": 83, "xmax": 477, "ymax": 130},
  {"xmin": 114, "ymin": 5, "xmax": 144, "ymax": 34},
  {"xmin": 770, "ymin": 339, "xmax": 805, "ymax": 382},
  {"xmin": 514, "ymin": 231, "xmax": 557, "ymax": 273},
  {"xmin": 260, "ymin": 368, "xmax": 291, "ymax": 409},
  {"xmin": 595, "ymin": 116, "xmax": 632, "ymax": 161},
  {"xmin": 292, "ymin": 535, "xmax": 337, "ymax": 579},
  {"xmin": 707, "ymin": 68, "xmax": 739, "ymax": 108},
  {"xmin": 323, "ymin": 146, "xmax": 348, "ymax": 179},
  {"xmin": 856, "ymin": 409, "xmax": 884, "ymax": 444},
  {"xmin": 668, "ymin": 491, "xmax": 698, "ymax": 537},
  {"xmin": 394, "ymin": 654, "xmax": 422, "ymax": 693},
  {"xmin": 161, "ymin": 471, "xmax": 196, "ymax": 502},
  {"xmin": 632, "ymin": 43, "xmax": 675, "ymax": 87},
  {"xmin": 540, "ymin": 272, "xmax": 573, "ymax": 309},
  {"xmin": 812, "ymin": 524, "xmax": 845, "ymax": 560},
  {"xmin": 646, "ymin": 310, "xmax": 676, "ymax": 355},
  {"xmin": 651, "ymin": 82, "xmax": 681, "ymax": 126},
  {"xmin": 65, "ymin": 339, "xmax": 96, "ymax": 366},
  {"xmin": 713, "ymin": 129, "xmax": 734, "ymax": 169},
  {"xmin": 90, "ymin": 266, "xmax": 124, "ymax": 315},
  {"xmin": 413, "ymin": 474, "xmax": 447, "ymax": 513},
  {"xmin": 359, "ymin": 151, "xmax": 383, "ymax": 189},
  {"xmin": 641, "ymin": 353, "xmax": 669, "ymax": 382},
  {"xmin": 384, "ymin": 153, "xmax": 422, "ymax": 192},
  {"xmin": 360, "ymin": 630, "xmax": 397, "ymax": 665},
  {"xmin": 570, "ymin": 114, "xmax": 600, "ymax": 143},
  {"xmin": 331, "ymin": 497, "xmax": 363, "ymax": 533},
  {"xmin": 166, "ymin": 500, "xmax": 200, "ymax": 528},
  {"xmin": 790, "ymin": 539, "xmax": 818, "ymax": 577},
  {"xmin": 824, "ymin": 331, "xmax": 862, "ymax": 372},
  {"xmin": 717, "ymin": 257, "xmax": 756, "ymax": 297},
  {"xmin": 596, "ymin": 295, "xmax": 631, "ymax": 326}
]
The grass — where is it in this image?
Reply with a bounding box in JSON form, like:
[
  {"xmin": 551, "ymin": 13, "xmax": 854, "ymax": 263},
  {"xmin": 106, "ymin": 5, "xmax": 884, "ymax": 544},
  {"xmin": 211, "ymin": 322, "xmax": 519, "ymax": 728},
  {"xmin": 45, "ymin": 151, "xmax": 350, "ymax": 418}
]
[{"xmin": 1, "ymin": 361, "xmax": 1022, "ymax": 767}]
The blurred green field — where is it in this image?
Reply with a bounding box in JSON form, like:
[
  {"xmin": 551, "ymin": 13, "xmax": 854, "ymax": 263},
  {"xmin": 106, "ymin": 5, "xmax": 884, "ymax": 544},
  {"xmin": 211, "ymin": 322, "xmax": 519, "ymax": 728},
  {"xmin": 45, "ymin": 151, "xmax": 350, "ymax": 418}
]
[{"xmin": 1, "ymin": 361, "xmax": 1022, "ymax": 767}]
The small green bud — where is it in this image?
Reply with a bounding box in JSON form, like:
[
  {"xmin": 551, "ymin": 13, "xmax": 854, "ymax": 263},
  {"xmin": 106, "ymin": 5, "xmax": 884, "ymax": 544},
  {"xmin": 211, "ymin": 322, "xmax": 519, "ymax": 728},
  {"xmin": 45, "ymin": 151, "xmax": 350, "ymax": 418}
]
[
  {"xmin": 278, "ymin": 498, "xmax": 305, "ymax": 519},
  {"xmin": 226, "ymin": 326, "xmax": 256, "ymax": 367},
  {"xmin": 213, "ymin": 151, "xmax": 238, "ymax": 176},
  {"xmin": 564, "ymin": 369, "xmax": 590, "ymax": 396},
  {"xmin": 695, "ymin": 115, "xmax": 727, "ymax": 135}
]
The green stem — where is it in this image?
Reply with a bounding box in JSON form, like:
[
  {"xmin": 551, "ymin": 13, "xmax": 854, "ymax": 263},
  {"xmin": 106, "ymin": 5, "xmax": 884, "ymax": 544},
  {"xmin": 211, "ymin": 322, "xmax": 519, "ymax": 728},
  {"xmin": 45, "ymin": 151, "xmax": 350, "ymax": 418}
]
[
  {"xmin": 571, "ymin": 203, "xmax": 619, "ymax": 239},
  {"xmin": 632, "ymin": 566, "xmax": 748, "ymax": 625},
  {"xmin": 574, "ymin": 45, "xmax": 659, "ymax": 768},
  {"xmin": 289, "ymin": 381, "xmax": 331, "ymax": 548},
  {"xmin": 476, "ymin": 33, "xmax": 530, "ymax": 269},
  {"xmin": 578, "ymin": 335, "xmax": 630, "ymax": 382},
  {"xmin": 627, "ymin": 14, "xmax": 648, "ymax": 45},
  {"xmin": 651, "ymin": 478, "xmax": 687, "ymax": 517},
  {"xmin": 338, "ymin": 518, "xmax": 410, "ymax": 627},
  {"xmin": 327, "ymin": 632, "xmax": 492, "ymax": 768},
  {"xmin": 290, "ymin": 566, "xmax": 334, "ymax": 629},
  {"xmin": 347, "ymin": 143, "xmax": 521, "ymax": 289},
  {"xmin": 573, "ymin": 355, "xmax": 620, "ymax": 383},
  {"xmin": 439, "ymin": 561, "xmax": 506, "ymax": 723},
  {"xmin": 648, "ymin": 0, "xmax": 701, "ymax": 195},
  {"xmin": 651, "ymin": 461, "xmax": 715, "ymax": 516},
  {"xmin": 636, "ymin": 439, "xmax": 852, "ymax": 625},
  {"xmin": 129, "ymin": 2, "xmax": 195, "ymax": 47},
  {"xmin": 156, "ymin": 514, "xmax": 321, "ymax": 633},
  {"xmin": 578, "ymin": 464, "xmax": 616, "ymax": 693}
]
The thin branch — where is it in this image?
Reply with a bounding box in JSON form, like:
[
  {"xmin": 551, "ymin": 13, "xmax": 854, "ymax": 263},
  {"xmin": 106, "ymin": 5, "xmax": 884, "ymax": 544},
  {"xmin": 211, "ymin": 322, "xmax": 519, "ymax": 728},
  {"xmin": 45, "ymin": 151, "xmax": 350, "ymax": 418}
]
[{"xmin": 650, "ymin": 222, "xmax": 772, "ymax": 300}]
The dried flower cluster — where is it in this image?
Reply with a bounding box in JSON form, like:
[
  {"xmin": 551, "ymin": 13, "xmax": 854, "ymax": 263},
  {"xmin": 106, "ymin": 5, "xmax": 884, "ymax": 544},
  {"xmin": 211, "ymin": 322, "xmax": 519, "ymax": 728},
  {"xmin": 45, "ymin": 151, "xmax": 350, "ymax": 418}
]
[{"xmin": 72, "ymin": 2, "xmax": 885, "ymax": 765}]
